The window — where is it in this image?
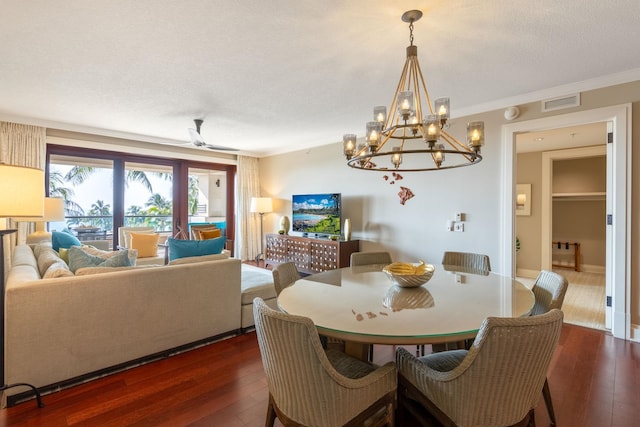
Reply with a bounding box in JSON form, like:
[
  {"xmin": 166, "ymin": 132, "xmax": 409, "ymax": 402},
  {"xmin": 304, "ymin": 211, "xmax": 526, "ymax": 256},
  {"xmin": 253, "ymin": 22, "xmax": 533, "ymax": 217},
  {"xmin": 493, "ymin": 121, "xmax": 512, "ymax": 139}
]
[{"xmin": 47, "ymin": 143, "xmax": 236, "ymax": 251}]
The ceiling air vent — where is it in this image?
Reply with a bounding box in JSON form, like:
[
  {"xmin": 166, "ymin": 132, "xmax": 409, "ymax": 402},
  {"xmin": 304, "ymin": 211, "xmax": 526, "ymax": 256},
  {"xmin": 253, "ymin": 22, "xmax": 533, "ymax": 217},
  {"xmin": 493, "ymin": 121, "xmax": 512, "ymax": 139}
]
[{"xmin": 541, "ymin": 93, "xmax": 581, "ymax": 112}]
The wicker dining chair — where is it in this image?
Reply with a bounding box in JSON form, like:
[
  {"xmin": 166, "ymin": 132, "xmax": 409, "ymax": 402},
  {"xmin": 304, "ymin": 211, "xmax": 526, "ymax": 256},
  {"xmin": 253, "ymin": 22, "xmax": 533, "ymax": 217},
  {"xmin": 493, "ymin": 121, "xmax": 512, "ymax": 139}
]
[
  {"xmin": 397, "ymin": 309, "xmax": 564, "ymax": 427},
  {"xmin": 272, "ymin": 262, "xmax": 344, "ymax": 352},
  {"xmin": 441, "ymin": 251, "xmax": 491, "ymax": 273},
  {"xmin": 350, "ymin": 251, "xmax": 393, "ymax": 267},
  {"xmin": 530, "ymin": 270, "xmax": 569, "ymax": 426},
  {"xmin": 271, "ymin": 262, "xmax": 300, "ymax": 296},
  {"xmin": 253, "ymin": 297, "xmax": 397, "ymax": 427}
]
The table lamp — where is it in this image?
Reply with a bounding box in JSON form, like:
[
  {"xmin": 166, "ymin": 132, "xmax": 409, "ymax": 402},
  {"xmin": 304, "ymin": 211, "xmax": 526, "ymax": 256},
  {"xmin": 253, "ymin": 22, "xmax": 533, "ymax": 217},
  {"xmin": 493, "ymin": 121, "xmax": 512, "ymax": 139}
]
[
  {"xmin": 0, "ymin": 163, "xmax": 45, "ymax": 408},
  {"xmin": 21, "ymin": 197, "xmax": 66, "ymax": 243},
  {"xmin": 250, "ymin": 197, "xmax": 272, "ymax": 265}
]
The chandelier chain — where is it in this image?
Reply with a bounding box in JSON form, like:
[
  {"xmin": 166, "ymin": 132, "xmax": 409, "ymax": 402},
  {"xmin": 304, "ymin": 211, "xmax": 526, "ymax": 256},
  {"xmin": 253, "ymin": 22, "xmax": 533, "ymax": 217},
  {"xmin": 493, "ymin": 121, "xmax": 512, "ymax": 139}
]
[{"xmin": 409, "ymin": 21, "xmax": 414, "ymax": 46}]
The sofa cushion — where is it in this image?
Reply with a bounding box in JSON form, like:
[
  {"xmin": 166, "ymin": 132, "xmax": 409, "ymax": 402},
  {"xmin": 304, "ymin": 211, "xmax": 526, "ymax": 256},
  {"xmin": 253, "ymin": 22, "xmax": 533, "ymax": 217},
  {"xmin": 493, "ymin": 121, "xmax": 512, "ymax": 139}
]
[
  {"xmin": 75, "ymin": 265, "xmax": 158, "ymax": 276},
  {"xmin": 14, "ymin": 245, "xmax": 40, "ymax": 270},
  {"xmin": 167, "ymin": 237, "xmax": 225, "ymax": 261},
  {"xmin": 36, "ymin": 246, "xmax": 64, "ymax": 277},
  {"xmin": 52, "ymin": 230, "xmax": 81, "ymax": 252},
  {"xmin": 240, "ymin": 264, "xmax": 277, "ymax": 305},
  {"xmin": 168, "ymin": 252, "xmax": 230, "ymax": 265},
  {"xmin": 68, "ymin": 246, "xmax": 133, "ymax": 273},
  {"xmin": 43, "ymin": 261, "xmax": 74, "ymax": 279},
  {"xmin": 6, "ymin": 265, "xmax": 41, "ymax": 284}
]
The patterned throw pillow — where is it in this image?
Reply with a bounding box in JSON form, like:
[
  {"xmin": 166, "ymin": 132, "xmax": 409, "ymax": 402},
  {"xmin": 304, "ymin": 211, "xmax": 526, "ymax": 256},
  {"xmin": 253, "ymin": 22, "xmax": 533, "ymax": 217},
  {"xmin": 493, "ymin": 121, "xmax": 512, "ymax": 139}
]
[
  {"xmin": 81, "ymin": 245, "xmax": 138, "ymax": 265},
  {"xmin": 68, "ymin": 246, "xmax": 133, "ymax": 273}
]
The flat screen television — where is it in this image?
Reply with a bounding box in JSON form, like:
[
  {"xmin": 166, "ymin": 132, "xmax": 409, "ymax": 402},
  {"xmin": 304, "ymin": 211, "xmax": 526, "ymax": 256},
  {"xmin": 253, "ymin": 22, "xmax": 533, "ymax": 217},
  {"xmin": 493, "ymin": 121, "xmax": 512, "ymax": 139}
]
[{"xmin": 292, "ymin": 193, "xmax": 341, "ymax": 237}]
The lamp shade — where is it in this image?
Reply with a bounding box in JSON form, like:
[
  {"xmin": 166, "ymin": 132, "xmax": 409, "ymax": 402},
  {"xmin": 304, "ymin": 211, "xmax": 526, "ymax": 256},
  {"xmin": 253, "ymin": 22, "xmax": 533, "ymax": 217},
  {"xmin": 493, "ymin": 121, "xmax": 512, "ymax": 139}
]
[
  {"xmin": 20, "ymin": 197, "xmax": 65, "ymax": 222},
  {"xmin": 250, "ymin": 197, "xmax": 273, "ymax": 214},
  {"xmin": 0, "ymin": 164, "xmax": 44, "ymax": 217}
]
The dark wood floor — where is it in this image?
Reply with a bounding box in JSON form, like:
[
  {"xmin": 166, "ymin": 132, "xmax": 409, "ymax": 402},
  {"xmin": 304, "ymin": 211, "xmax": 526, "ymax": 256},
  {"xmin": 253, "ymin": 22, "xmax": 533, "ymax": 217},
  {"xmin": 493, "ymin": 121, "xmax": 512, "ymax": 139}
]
[{"xmin": 1, "ymin": 323, "xmax": 638, "ymax": 426}]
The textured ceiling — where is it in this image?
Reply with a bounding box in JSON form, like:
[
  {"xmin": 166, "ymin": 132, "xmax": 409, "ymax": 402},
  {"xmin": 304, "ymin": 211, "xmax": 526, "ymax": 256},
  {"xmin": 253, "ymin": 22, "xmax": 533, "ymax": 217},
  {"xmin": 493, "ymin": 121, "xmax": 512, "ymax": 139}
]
[{"xmin": 1, "ymin": 0, "xmax": 640, "ymax": 157}]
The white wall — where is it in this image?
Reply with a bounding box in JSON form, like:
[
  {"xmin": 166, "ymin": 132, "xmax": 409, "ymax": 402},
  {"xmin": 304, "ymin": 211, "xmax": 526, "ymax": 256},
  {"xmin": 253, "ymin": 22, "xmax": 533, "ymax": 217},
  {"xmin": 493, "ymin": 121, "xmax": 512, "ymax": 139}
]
[{"xmin": 259, "ymin": 109, "xmax": 508, "ymax": 272}]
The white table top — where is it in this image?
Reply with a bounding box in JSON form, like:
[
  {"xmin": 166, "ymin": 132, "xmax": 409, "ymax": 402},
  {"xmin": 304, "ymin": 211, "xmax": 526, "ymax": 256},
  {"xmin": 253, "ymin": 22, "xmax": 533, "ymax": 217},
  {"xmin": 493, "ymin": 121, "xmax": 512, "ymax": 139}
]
[{"xmin": 277, "ymin": 264, "xmax": 535, "ymax": 345}]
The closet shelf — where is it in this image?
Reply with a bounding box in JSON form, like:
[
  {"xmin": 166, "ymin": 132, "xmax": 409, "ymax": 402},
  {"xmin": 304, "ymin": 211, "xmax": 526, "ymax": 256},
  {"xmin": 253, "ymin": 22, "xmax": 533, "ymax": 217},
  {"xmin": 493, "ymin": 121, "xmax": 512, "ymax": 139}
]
[{"xmin": 552, "ymin": 192, "xmax": 606, "ymax": 201}]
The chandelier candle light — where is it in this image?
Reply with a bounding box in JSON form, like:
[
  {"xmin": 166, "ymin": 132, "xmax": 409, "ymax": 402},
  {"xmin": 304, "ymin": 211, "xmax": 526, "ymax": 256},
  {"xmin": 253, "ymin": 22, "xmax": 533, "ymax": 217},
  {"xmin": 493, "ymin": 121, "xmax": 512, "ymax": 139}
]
[{"xmin": 343, "ymin": 10, "xmax": 485, "ymax": 172}]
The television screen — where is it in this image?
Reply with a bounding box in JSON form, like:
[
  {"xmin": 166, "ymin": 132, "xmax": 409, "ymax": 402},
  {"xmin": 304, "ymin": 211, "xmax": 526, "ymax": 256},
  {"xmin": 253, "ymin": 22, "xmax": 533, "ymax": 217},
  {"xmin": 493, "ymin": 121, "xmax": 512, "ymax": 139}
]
[{"xmin": 292, "ymin": 193, "xmax": 341, "ymax": 236}]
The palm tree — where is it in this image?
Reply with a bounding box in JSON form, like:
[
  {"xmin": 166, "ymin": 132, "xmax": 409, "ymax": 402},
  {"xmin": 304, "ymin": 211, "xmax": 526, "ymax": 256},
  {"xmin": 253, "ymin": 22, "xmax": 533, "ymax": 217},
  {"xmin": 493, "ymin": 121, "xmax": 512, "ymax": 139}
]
[
  {"xmin": 64, "ymin": 166, "xmax": 163, "ymax": 194},
  {"xmin": 48, "ymin": 170, "xmax": 84, "ymax": 228},
  {"xmin": 145, "ymin": 194, "xmax": 172, "ymax": 231},
  {"xmin": 125, "ymin": 205, "xmax": 145, "ymax": 227},
  {"xmin": 88, "ymin": 200, "xmax": 112, "ymax": 230},
  {"xmin": 188, "ymin": 175, "xmax": 200, "ymax": 215}
]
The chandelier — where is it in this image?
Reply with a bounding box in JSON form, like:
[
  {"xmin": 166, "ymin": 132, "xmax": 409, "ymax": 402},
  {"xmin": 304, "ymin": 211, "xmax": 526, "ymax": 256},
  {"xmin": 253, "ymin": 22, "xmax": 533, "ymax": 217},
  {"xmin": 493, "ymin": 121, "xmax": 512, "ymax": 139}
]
[{"xmin": 343, "ymin": 10, "xmax": 485, "ymax": 172}]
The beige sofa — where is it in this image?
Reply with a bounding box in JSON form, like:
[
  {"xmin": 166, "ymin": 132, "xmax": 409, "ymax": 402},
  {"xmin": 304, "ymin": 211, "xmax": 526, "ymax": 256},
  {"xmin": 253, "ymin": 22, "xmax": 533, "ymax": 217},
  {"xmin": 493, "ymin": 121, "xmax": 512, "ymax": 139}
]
[{"xmin": 4, "ymin": 243, "xmax": 242, "ymax": 405}]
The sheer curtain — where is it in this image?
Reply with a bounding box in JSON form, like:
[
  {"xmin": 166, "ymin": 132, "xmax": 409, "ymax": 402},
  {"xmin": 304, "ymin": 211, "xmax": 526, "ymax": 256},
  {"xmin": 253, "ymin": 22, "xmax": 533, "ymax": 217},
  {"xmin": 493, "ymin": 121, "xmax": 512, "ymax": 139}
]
[
  {"xmin": 0, "ymin": 121, "xmax": 46, "ymax": 273},
  {"xmin": 235, "ymin": 155, "xmax": 262, "ymax": 262}
]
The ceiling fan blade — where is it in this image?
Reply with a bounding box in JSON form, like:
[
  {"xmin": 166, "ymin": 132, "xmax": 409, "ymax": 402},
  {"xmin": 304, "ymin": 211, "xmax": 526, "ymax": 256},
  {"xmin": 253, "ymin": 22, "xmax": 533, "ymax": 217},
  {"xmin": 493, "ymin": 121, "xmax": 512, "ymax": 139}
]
[
  {"xmin": 187, "ymin": 118, "xmax": 237, "ymax": 151},
  {"xmin": 203, "ymin": 143, "xmax": 239, "ymax": 152},
  {"xmin": 188, "ymin": 127, "xmax": 205, "ymax": 146}
]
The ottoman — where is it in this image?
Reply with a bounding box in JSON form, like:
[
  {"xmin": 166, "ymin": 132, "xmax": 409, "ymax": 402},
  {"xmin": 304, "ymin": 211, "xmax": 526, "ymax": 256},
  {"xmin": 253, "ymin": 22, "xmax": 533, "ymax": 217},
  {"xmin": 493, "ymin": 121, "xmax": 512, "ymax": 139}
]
[{"xmin": 241, "ymin": 263, "xmax": 278, "ymax": 331}]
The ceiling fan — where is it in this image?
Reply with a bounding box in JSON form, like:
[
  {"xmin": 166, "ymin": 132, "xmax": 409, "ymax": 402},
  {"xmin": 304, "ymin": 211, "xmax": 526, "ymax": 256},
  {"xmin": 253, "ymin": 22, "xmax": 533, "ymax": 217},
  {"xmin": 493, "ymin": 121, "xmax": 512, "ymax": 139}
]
[{"xmin": 188, "ymin": 119, "xmax": 238, "ymax": 151}]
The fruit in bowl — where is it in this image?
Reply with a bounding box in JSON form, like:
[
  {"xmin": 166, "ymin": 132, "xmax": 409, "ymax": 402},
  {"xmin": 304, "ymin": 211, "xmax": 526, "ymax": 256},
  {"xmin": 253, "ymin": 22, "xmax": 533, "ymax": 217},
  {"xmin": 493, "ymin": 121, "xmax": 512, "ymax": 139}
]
[{"xmin": 382, "ymin": 260, "xmax": 435, "ymax": 288}]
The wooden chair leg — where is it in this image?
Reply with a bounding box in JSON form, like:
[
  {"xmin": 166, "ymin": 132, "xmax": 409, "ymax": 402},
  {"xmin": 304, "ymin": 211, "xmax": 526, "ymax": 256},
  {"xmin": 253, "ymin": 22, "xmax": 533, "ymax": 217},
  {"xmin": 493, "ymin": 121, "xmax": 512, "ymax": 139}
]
[
  {"xmin": 266, "ymin": 395, "xmax": 277, "ymax": 427},
  {"xmin": 542, "ymin": 377, "xmax": 556, "ymax": 425}
]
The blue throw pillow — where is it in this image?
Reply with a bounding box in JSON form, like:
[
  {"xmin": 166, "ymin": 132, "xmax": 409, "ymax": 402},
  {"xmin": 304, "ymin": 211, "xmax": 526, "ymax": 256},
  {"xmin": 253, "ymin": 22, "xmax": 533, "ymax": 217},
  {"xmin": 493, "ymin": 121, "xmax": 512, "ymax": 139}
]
[
  {"xmin": 167, "ymin": 237, "xmax": 225, "ymax": 261},
  {"xmin": 52, "ymin": 230, "xmax": 81, "ymax": 252}
]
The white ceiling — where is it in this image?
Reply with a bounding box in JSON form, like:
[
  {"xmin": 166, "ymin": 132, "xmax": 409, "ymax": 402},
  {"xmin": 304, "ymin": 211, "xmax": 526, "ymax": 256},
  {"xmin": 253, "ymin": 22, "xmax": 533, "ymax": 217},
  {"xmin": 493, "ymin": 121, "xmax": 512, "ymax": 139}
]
[{"xmin": 1, "ymin": 0, "xmax": 640, "ymax": 157}]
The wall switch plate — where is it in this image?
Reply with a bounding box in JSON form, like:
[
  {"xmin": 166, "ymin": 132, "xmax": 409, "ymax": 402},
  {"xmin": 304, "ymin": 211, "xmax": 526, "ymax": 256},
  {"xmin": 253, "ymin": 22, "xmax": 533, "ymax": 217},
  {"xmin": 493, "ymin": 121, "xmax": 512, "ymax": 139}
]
[
  {"xmin": 455, "ymin": 212, "xmax": 465, "ymax": 221},
  {"xmin": 446, "ymin": 220, "xmax": 454, "ymax": 231},
  {"xmin": 454, "ymin": 222, "xmax": 464, "ymax": 232}
]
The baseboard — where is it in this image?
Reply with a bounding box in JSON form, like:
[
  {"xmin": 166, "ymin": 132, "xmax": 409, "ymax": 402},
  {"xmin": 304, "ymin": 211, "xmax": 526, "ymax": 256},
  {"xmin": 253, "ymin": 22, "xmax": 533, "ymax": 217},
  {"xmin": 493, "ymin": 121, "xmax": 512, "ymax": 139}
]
[
  {"xmin": 551, "ymin": 263, "xmax": 605, "ymax": 274},
  {"xmin": 519, "ymin": 265, "xmax": 605, "ymax": 276},
  {"xmin": 581, "ymin": 264, "xmax": 605, "ymax": 274},
  {"xmin": 516, "ymin": 268, "xmax": 539, "ymax": 279},
  {"xmin": 630, "ymin": 324, "xmax": 640, "ymax": 343}
]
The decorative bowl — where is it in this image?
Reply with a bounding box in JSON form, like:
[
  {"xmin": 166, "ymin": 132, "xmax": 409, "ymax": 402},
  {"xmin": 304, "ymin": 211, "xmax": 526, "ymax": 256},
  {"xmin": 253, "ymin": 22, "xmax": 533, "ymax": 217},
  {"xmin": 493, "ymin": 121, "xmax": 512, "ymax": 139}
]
[{"xmin": 382, "ymin": 262, "xmax": 435, "ymax": 288}]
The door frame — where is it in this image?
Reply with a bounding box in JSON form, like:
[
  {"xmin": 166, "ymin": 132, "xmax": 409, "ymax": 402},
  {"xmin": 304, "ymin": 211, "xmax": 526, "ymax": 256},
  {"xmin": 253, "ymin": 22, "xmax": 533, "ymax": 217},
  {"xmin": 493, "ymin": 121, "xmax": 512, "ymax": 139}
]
[{"xmin": 500, "ymin": 104, "xmax": 632, "ymax": 340}]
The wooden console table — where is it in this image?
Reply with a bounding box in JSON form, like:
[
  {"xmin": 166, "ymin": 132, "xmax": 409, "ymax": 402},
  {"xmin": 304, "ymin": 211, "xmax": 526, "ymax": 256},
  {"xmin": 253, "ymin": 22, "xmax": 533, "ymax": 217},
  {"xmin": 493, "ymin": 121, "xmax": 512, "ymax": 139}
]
[{"xmin": 265, "ymin": 234, "xmax": 359, "ymax": 274}]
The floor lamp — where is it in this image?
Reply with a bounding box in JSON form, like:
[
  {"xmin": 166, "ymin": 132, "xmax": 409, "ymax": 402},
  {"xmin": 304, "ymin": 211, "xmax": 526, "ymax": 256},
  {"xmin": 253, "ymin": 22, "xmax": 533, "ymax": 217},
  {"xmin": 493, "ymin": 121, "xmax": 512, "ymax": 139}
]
[
  {"xmin": 0, "ymin": 164, "xmax": 45, "ymax": 408},
  {"xmin": 250, "ymin": 197, "xmax": 272, "ymax": 266}
]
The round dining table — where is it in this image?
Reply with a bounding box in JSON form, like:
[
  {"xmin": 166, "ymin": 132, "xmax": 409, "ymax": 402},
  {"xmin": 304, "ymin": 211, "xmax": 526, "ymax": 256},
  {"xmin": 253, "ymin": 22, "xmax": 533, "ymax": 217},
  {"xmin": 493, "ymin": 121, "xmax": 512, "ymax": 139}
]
[{"xmin": 277, "ymin": 263, "xmax": 535, "ymax": 358}]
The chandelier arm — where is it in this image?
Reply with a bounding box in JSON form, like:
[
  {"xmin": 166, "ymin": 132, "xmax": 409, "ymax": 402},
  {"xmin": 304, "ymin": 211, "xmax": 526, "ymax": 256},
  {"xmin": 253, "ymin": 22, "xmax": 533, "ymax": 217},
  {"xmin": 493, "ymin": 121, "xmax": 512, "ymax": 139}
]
[
  {"xmin": 414, "ymin": 59, "xmax": 433, "ymax": 115},
  {"xmin": 440, "ymin": 132, "xmax": 476, "ymax": 162},
  {"xmin": 440, "ymin": 131, "xmax": 470, "ymax": 151},
  {"xmin": 408, "ymin": 59, "xmax": 424, "ymax": 121},
  {"xmin": 386, "ymin": 58, "xmax": 412, "ymax": 130}
]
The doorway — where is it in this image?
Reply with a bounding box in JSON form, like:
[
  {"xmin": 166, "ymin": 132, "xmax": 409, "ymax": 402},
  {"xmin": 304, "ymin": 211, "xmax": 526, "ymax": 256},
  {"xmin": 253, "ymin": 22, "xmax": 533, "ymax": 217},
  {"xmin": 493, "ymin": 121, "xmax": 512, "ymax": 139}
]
[
  {"xmin": 516, "ymin": 141, "xmax": 607, "ymax": 330},
  {"xmin": 500, "ymin": 104, "xmax": 631, "ymax": 340}
]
